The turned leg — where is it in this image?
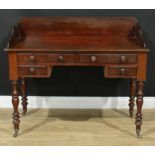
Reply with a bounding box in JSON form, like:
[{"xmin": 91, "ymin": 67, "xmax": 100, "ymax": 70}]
[
  {"xmin": 12, "ymin": 80, "xmax": 20, "ymax": 137},
  {"xmin": 21, "ymin": 78, "xmax": 28, "ymax": 115},
  {"xmin": 135, "ymin": 81, "xmax": 144, "ymax": 138},
  {"xmin": 129, "ymin": 78, "xmax": 137, "ymax": 117}
]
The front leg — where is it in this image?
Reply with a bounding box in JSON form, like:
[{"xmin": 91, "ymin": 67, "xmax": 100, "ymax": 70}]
[
  {"xmin": 21, "ymin": 78, "xmax": 28, "ymax": 115},
  {"xmin": 135, "ymin": 81, "xmax": 144, "ymax": 138},
  {"xmin": 12, "ymin": 80, "xmax": 20, "ymax": 137},
  {"xmin": 129, "ymin": 78, "xmax": 137, "ymax": 117}
]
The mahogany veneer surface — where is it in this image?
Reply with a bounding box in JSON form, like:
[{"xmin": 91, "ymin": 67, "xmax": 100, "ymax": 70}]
[{"xmin": 6, "ymin": 17, "xmax": 148, "ymax": 52}]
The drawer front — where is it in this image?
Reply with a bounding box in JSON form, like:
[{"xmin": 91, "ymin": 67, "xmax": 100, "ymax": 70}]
[
  {"xmin": 104, "ymin": 66, "xmax": 137, "ymax": 78},
  {"xmin": 18, "ymin": 53, "xmax": 76, "ymax": 65},
  {"xmin": 18, "ymin": 66, "xmax": 52, "ymax": 77},
  {"xmin": 79, "ymin": 54, "xmax": 137, "ymax": 64}
]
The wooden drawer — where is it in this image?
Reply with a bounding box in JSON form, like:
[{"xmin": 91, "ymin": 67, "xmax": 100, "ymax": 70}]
[
  {"xmin": 18, "ymin": 53, "xmax": 76, "ymax": 65},
  {"xmin": 79, "ymin": 54, "xmax": 137, "ymax": 64},
  {"xmin": 18, "ymin": 66, "xmax": 52, "ymax": 77},
  {"xmin": 104, "ymin": 66, "xmax": 137, "ymax": 78}
]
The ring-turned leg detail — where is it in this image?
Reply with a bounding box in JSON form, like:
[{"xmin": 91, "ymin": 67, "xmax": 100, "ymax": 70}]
[
  {"xmin": 135, "ymin": 81, "xmax": 144, "ymax": 138},
  {"xmin": 21, "ymin": 78, "xmax": 28, "ymax": 115},
  {"xmin": 12, "ymin": 80, "xmax": 20, "ymax": 137},
  {"xmin": 129, "ymin": 78, "xmax": 137, "ymax": 117}
]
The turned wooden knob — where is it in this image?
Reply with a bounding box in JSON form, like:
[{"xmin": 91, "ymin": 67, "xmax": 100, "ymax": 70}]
[
  {"xmin": 90, "ymin": 56, "xmax": 97, "ymax": 62},
  {"xmin": 29, "ymin": 55, "xmax": 35, "ymax": 61},
  {"xmin": 29, "ymin": 67, "xmax": 35, "ymax": 73},
  {"xmin": 58, "ymin": 55, "xmax": 64, "ymax": 62},
  {"xmin": 120, "ymin": 55, "xmax": 127, "ymax": 63},
  {"xmin": 120, "ymin": 68, "xmax": 126, "ymax": 75}
]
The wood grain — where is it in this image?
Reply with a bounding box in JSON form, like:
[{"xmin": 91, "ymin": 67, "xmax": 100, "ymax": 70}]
[
  {"xmin": 0, "ymin": 109, "xmax": 155, "ymax": 145},
  {"xmin": 137, "ymin": 53, "xmax": 147, "ymax": 81},
  {"xmin": 5, "ymin": 17, "xmax": 149, "ymax": 52},
  {"xmin": 8, "ymin": 52, "xmax": 18, "ymax": 80},
  {"xmin": 5, "ymin": 17, "xmax": 149, "ymax": 137},
  {"xmin": 104, "ymin": 66, "xmax": 137, "ymax": 78}
]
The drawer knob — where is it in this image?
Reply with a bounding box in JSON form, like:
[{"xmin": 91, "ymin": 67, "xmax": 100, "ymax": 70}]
[
  {"xmin": 120, "ymin": 56, "xmax": 127, "ymax": 63},
  {"xmin": 29, "ymin": 55, "xmax": 35, "ymax": 61},
  {"xmin": 90, "ymin": 56, "xmax": 97, "ymax": 62},
  {"xmin": 58, "ymin": 56, "xmax": 64, "ymax": 62},
  {"xmin": 29, "ymin": 67, "xmax": 35, "ymax": 73},
  {"xmin": 120, "ymin": 68, "xmax": 126, "ymax": 75}
]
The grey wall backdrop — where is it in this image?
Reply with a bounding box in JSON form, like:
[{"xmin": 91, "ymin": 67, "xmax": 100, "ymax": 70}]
[{"xmin": 0, "ymin": 9, "xmax": 154, "ymax": 96}]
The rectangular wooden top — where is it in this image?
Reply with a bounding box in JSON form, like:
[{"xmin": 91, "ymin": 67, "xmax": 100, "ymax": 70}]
[{"xmin": 5, "ymin": 17, "xmax": 149, "ymax": 52}]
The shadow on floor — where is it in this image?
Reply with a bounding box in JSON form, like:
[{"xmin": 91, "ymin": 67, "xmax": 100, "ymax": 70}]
[{"xmin": 20, "ymin": 109, "xmax": 134, "ymax": 137}]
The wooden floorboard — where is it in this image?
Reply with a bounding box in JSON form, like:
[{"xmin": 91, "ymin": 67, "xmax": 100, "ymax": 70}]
[{"xmin": 0, "ymin": 108, "xmax": 155, "ymax": 146}]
